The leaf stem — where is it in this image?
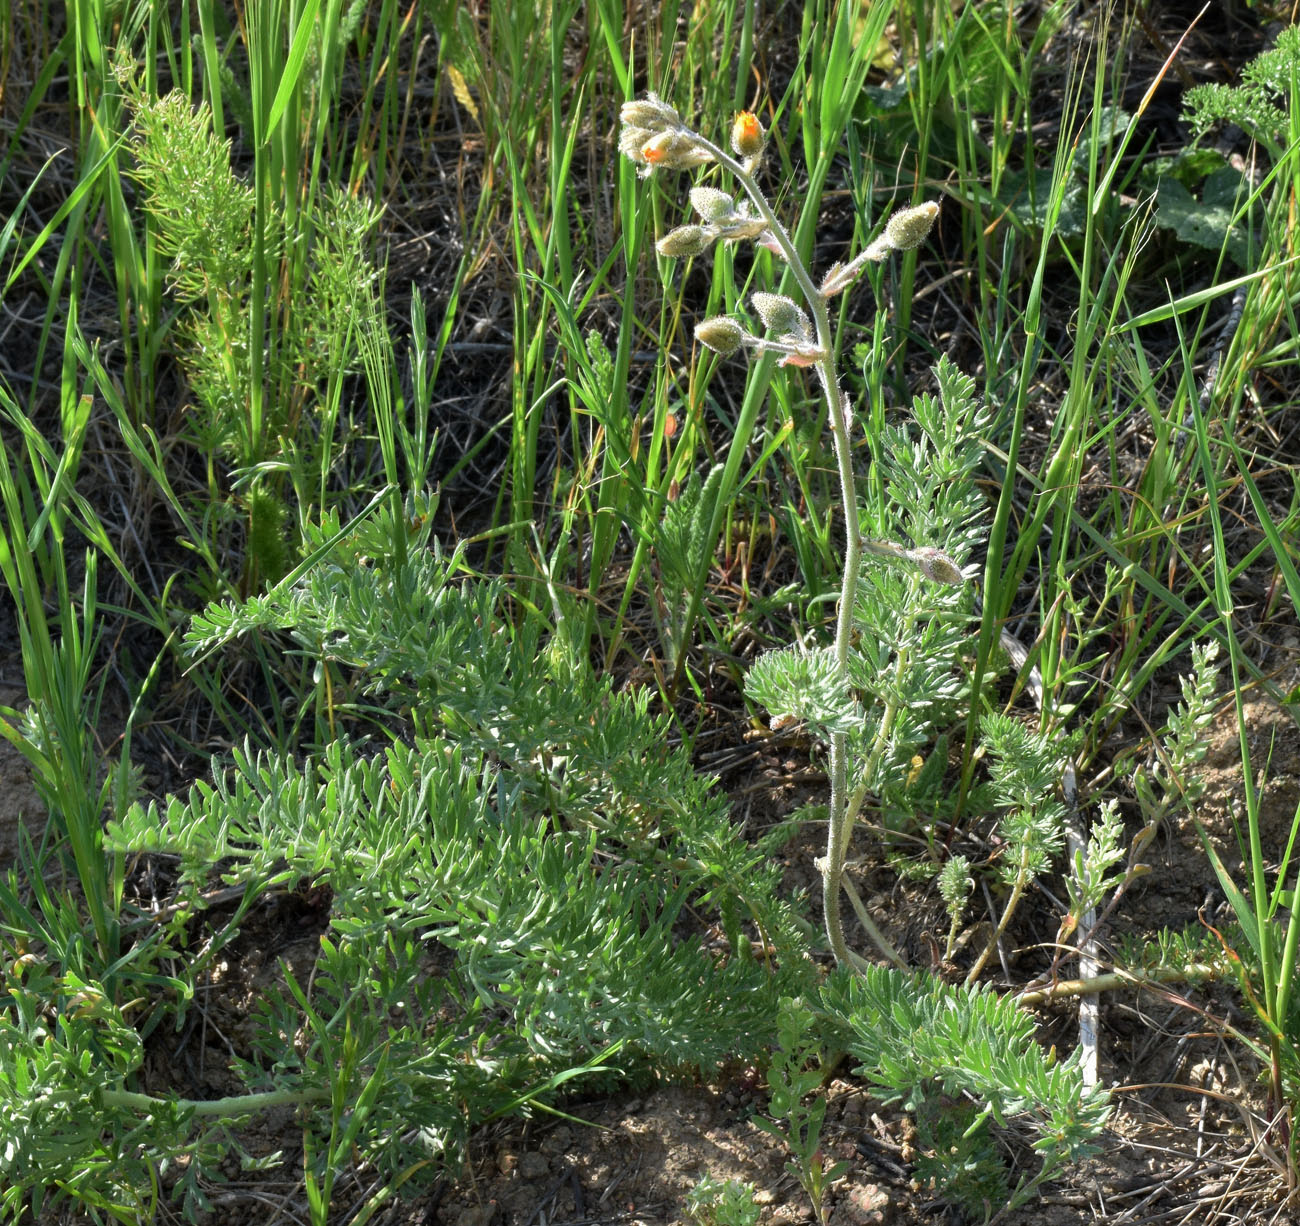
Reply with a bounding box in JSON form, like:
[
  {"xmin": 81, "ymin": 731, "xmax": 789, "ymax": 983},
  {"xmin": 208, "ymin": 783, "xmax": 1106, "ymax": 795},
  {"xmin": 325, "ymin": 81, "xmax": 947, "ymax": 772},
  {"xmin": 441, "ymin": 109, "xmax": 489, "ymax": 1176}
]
[{"xmin": 966, "ymin": 844, "xmax": 1031, "ymax": 986}]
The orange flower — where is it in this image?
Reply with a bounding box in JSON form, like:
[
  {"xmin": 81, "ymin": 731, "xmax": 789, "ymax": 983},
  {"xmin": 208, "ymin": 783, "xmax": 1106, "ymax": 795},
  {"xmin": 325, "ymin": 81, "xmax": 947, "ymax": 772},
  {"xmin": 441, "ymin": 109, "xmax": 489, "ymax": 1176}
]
[
  {"xmin": 731, "ymin": 111, "xmax": 765, "ymax": 158},
  {"xmin": 640, "ymin": 133, "xmax": 672, "ymax": 164}
]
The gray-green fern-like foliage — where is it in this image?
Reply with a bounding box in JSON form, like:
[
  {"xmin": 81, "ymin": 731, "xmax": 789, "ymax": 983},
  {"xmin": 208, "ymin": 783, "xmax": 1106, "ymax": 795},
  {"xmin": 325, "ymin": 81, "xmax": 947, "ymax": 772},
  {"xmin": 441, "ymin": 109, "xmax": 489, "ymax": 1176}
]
[
  {"xmin": 746, "ymin": 356, "xmax": 985, "ymax": 822},
  {"xmin": 980, "ymin": 713, "xmax": 1072, "ymax": 887},
  {"xmin": 741, "ymin": 357, "xmax": 1108, "ymax": 1216},
  {"xmin": 819, "ymin": 966, "xmax": 1111, "ymax": 1215},
  {"xmin": 1183, "ymin": 26, "xmax": 1300, "ymax": 159},
  {"xmin": 2, "ymin": 506, "xmax": 815, "ymax": 1221}
]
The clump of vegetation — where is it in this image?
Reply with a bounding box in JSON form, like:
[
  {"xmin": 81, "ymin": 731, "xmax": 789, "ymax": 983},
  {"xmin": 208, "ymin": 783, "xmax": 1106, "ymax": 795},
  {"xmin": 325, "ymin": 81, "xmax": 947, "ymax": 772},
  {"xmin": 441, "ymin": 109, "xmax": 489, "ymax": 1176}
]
[
  {"xmin": 619, "ymin": 90, "xmax": 1112, "ymax": 1216},
  {"xmin": 3, "ymin": 3, "xmax": 1300, "ymax": 1223},
  {"xmin": 686, "ymin": 1173, "xmax": 762, "ymax": 1226}
]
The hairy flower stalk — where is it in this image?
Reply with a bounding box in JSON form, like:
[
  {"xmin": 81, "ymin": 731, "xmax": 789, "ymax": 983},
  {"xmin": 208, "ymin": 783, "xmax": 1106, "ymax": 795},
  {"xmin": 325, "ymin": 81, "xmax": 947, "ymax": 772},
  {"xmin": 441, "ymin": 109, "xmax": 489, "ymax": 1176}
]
[{"xmin": 620, "ymin": 98, "xmax": 940, "ymax": 967}]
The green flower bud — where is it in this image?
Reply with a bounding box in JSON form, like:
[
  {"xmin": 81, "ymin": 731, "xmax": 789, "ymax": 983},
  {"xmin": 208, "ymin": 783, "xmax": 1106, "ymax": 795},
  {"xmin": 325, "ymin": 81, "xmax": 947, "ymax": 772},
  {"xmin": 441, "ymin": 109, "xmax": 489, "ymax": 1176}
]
[
  {"xmin": 696, "ymin": 316, "xmax": 748, "ymax": 355},
  {"xmin": 908, "ymin": 546, "xmax": 965, "ymax": 585},
  {"xmin": 883, "ymin": 201, "xmax": 940, "ymax": 251},
  {"xmin": 751, "ymin": 292, "xmax": 809, "ymax": 338},
  {"xmin": 689, "ymin": 186, "xmax": 736, "ymax": 223},
  {"xmin": 656, "ymin": 224, "xmax": 713, "ymax": 258}
]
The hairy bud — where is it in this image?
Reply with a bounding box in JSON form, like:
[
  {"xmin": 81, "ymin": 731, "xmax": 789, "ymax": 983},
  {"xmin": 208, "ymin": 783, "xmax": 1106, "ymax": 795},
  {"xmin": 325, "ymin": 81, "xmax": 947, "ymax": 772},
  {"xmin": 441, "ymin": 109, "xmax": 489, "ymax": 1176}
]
[
  {"xmin": 619, "ymin": 93, "xmax": 681, "ymax": 132},
  {"xmin": 751, "ymin": 292, "xmax": 809, "ymax": 338},
  {"xmin": 618, "ymin": 125, "xmax": 656, "ymax": 161},
  {"xmin": 719, "ymin": 210, "xmax": 769, "ymax": 242},
  {"xmin": 638, "ymin": 130, "xmax": 714, "ymax": 172},
  {"xmin": 820, "ymin": 262, "xmax": 852, "ymax": 296},
  {"xmin": 883, "ymin": 201, "xmax": 940, "ymax": 251},
  {"xmin": 656, "ymin": 225, "xmax": 713, "ymax": 258},
  {"xmin": 777, "ymin": 345, "xmax": 826, "ymax": 368},
  {"xmin": 908, "ymin": 546, "xmax": 965, "ymax": 586},
  {"xmin": 690, "ymin": 186, "xmax": 736, "ymax": 223},
  {"xmin": 696, "ymin": 316, "xmax": 748, "ymax": 355},
  {"xmin": 731, "ymin": 110, "xmax": 766, "ymax": 159}
]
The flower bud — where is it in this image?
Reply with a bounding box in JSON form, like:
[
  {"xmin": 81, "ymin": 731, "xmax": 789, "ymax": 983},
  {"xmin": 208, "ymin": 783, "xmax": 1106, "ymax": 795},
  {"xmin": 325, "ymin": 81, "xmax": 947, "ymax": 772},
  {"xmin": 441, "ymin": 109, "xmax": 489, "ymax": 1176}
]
[
  {"xmin": 656, "ymin": 224, "xmax": 713, "ymax": 258},
  {"xmin": 751, "ymin": 292, "xmax": 809, "ymax": 338},
  {"xmin": 777, "ymin": 345, "xmax": 826, "ymax": 368},
  {"xmin": 731, "ymin": 110, "xmax": 766, "ymax": 158},
  {"xmin": 719, "ymin": 213, "xmax": 769, "ymax": 242},
  {"xmin": 883, "ymin": 201, "xmax": 940, "ymax": 251},
  {"xmin": 618, "ymin": 125, "xmax": 655, "ymax": 160},
  {"xmin": 619, "ymin": 93, "xmax": 680, "ymax": 132},
  {"xmin": 908, "ymin": 546, "xmax": 965, "ymax": 586},
  {"xmin": 639, "ymin": 130, "xmax": 714, "ymax": 171},
  {"xmin": 689, "ymin": 186, "xmax": 736, "ymax": 223},
  {"xmin": 820, "ymin": 262, "xmax": 849, "ymax": 296},
  {"xmin": 696, "ymin": 316, "xmax": 747, "ymax": 355}
]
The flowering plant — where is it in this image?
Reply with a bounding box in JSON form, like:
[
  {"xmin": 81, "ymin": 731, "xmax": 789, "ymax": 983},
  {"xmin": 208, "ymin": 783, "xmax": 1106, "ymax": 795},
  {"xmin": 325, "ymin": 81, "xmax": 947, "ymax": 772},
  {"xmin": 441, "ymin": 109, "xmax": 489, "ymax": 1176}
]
[{"xmin": 619, "ymin": 92, "xmax": 1112, "ymax": 1218}]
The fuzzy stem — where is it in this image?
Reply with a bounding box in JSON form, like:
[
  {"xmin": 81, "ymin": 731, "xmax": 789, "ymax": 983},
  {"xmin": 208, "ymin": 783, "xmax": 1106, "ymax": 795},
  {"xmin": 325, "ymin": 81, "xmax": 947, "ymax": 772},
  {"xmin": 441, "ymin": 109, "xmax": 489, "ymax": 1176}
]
[
  {"xmin": 689, "ymin": 133, "xmax": 864, "ymax": 968},
  {"xmin": 103, "ymin": 1085, "xmax": 329, "ymax": 1117},
  {"xmin": 686, "ymin": 132, "xmax": 901, "ymax": 971},
  {"xmin": 943, "ymin": 912, "xmax": 963, "ymax": 962}
]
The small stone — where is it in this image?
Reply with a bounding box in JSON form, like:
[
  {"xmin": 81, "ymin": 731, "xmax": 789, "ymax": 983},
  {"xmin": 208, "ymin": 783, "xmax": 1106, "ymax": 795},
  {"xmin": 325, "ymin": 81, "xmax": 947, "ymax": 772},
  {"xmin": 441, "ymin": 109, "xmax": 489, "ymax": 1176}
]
[
  {"xmin": 841, "ymin": 1183, "xmax": 891, "ymax": 1225},
  {"xmin": 540, "ymin": 1125, "xmax": 573, "ymax": 1156},
  {"xmin": 496, "ymin": 1151, "xmax": 517, "ymax": 1176},
  {"xmin": 518, "ymin": 1151, "xmax": 549, "ymax": 1180},
  {"xmin": 457, "ymin": 1206, "xmax": 495, "ymax": 1226}
]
